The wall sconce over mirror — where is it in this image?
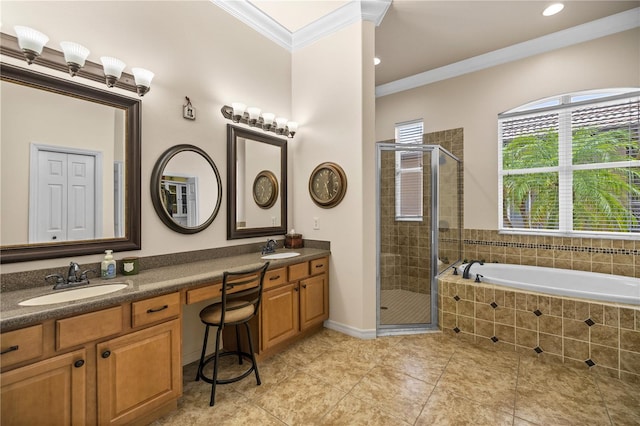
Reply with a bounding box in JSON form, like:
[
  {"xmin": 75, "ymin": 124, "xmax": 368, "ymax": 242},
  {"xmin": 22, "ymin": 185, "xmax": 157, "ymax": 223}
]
[
  {"xmin": 2, "ymin": 27, "xmax": 153, "ymax": 96},
  {"xmin": 221, "ymin": 104, "xmax": 298, "ymax": 138}
]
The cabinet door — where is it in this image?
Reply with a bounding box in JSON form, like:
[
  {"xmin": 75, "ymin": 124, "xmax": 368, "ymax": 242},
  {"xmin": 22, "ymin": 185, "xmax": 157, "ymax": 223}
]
[
  {"xmin": 261, "ymin": 283, "xmax": 299, "ymax": 350},
  {"xmin": 97, "ymin": 319, "xmax": 181, "ymax": 426},
  {"xmin": 300, "ymin": 274, "xmax": 329, "ymax": 331},
  {"xmin": 1, "ymin": 349, "xmax": 86, "ymax": 426}
]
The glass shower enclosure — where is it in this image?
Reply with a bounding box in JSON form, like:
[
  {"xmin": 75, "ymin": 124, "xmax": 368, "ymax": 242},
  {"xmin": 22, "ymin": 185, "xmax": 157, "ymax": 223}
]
[{"xmin": 376, "ymin": 143, "xmax": 461, "ymax": 334}]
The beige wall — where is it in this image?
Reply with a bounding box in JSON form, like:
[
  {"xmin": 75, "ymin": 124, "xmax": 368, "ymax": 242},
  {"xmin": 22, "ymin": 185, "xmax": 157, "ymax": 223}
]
[
  {"xmin": 291, "ymin": 21, "xmax": 377, "ymax": 334},
  {"xmin": 0, "ymin": 0, "xmax": 291, "ymax": 274},
  {"xmin": 376, "ymin": 29, "xmax": 640, "ymax": 231}
]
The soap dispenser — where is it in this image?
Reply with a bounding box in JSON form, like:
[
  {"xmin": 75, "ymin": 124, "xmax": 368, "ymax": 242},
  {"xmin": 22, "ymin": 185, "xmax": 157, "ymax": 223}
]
[{"xmin": 101, "ymin": 250, "xmax": 117, "ymax": 279}]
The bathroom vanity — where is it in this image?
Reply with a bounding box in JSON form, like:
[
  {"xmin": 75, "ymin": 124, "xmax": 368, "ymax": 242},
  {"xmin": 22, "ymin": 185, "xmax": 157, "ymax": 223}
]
[{"xmin": 0, "ymin": 249, "xmax": 329, "ymax": 425}]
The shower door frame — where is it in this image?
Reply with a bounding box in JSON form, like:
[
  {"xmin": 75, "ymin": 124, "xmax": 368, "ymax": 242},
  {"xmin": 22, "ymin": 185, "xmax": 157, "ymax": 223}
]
[{"xmin": 376, "ymin": 143, "xmax": 460, "ymax": 335}]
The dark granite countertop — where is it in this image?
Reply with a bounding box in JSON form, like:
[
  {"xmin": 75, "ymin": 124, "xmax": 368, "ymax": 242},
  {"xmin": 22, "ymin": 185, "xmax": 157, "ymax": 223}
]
[{"xmin": 0, "ymin": 248, "xmax": 330, "ymax": 331}]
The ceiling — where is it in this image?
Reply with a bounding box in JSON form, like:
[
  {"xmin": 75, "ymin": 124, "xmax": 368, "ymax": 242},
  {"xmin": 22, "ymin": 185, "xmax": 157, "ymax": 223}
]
[{"xmin": 247, "ymin": 0, "xmax": 639, "ymax": 86}]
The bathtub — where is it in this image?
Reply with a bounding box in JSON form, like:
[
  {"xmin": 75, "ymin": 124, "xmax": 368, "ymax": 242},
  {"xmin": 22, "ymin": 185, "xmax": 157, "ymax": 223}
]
[{"xmin": 457, "ymin": 263, "xmax": 640, "ymax": 306}]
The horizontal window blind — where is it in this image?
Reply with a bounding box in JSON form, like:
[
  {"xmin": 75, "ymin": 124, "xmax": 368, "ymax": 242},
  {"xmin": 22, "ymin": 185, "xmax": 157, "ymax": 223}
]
[
  {"xmin": 395, "ymin": 120, "xmax": 424, "ymax": 220},
  {"xmin": 499, "ymin": 90, "xmax": 640, "ymax": 236}
]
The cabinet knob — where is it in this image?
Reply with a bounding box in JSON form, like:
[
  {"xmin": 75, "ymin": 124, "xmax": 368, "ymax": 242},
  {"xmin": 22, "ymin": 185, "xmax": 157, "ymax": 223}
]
[
  {"xmin": 74, "ymin": 359, "xmax": 85, "ymax": 368},
  {"xmin": 302, "ymin": 284, "xmax": 307, "ymax": 288},
  {"xmin": 101, "ymin": 350, "xmax": 111, "ymax": 359}
]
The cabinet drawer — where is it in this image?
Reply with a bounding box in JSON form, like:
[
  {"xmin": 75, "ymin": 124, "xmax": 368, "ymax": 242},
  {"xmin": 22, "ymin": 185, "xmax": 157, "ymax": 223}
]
[
  {"xmin": 1, "ymin": 324, "xmax": 43, "ymax": 367},
  {"xmin": 288, "ymin": 262, "xmax": 309, "ymax": 281},
  {"xmin": 263, "ymin": 267, "xmax": 287, "ymax": 290},
  {"xmin": 310, "ymin": 257, "xmax": 328, "ymax": 275},
  {"xmin": 57, "ymin": 306, "xmax": 123, "ymax": 351},
  {"xmin": 186, "ymin": 282, "xmax": 222, "ymax": 305},
  {"xmin": 132, "ymin": 292, "xmax": 181, "ymax": 328}
]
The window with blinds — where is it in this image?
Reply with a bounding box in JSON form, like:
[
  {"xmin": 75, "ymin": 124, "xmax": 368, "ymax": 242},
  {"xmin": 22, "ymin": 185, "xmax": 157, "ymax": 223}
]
[
  {"xmin": 395, "ymin": 120, "xmax": 424, "ymax": 220},
  {"xmin": 498, "ymin": 89, "xmax": 640, "ymax": 237}
]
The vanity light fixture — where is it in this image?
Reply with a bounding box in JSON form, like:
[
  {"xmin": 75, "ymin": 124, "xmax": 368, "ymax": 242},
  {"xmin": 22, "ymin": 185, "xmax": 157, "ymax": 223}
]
[
  {"xmin": 221, "ymin": 104, "xmax": 299, "ymax": 138},
  {"xmin": 60, "ymin": 41, "xmax": 90, "ymax": 76},
  {"xmin": 14, "ymin": 26, "xmax": 49, "ymax": 64},
  {"xmin": 132, "ymin": 67, "xmax": 154, "ymax": 96},
  {"xmin": 100, "ymin": 56, "xmax": 126, "ymax": 87},
  {"xmin": 8, "ymin": 26, "xmax": 153, "ymax": 96}
]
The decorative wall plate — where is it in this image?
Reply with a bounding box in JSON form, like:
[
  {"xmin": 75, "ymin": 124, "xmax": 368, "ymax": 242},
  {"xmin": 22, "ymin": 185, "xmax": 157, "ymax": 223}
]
[
  {"xmin": 253, "ymin": 170, "xmax": 278, "ymax": 209},
  {"xmin": 309, "ymin": 162, "xmax": 347, "ymax": 208}
]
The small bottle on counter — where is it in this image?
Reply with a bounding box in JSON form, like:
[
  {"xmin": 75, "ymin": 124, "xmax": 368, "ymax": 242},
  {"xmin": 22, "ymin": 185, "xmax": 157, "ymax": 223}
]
[{"xmin": 101, "ymin": 250, "xmax": 117, "ymax": 279}]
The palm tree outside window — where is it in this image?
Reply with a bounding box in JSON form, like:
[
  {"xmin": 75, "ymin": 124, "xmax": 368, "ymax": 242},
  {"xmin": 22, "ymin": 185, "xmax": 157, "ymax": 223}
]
[{"xmin": 498, "ymin": 89, "xmax": 640, "ymax": 237}]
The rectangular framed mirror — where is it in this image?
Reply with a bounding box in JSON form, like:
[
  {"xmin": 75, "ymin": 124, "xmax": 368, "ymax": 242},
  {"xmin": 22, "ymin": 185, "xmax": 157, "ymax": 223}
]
[
  {"xmin": 0, "ymin": 63, "xmax": 141, "ymax": 263},
  {"xmin": 227, "ymin": 124, "xmax": 287, "ymax": 239}
]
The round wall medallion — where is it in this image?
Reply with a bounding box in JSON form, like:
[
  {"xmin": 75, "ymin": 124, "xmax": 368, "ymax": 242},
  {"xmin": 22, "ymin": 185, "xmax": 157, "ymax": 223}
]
[
  {"xmin": 253, "ymin": 170, "xmax": 279, "ymax": 209},
  {"xmin": 308, "ymin": 162, "xmax": 347, "ymax": 208}
]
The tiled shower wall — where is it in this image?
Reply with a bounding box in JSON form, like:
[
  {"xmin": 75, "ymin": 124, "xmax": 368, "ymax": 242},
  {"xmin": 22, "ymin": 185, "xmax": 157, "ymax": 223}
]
[
  {"xmin": 463, "ymin": 230, "xmax": 639, "ymax": 279},
  {"xmin": 379, "ymin": 128, "xmax": 464, "ymax": 294}
]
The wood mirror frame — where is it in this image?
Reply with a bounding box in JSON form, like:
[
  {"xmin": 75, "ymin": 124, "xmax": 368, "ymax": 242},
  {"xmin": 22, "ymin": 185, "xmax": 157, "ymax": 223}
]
[
  {"xmin": 227, "ymin": 125, "xmax": 287, "ymax": 239},
  {"xmin": 0, "ymin": 63, "xmax": 141, "ymax": 263},
  {"xmin": 150, "ymin": 144, "xmax": 222, "ymax": 234}
]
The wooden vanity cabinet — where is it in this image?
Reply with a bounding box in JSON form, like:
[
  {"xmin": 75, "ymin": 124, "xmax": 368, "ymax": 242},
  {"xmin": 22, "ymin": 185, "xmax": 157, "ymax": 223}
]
[
  {"xmin": 0, "ymin": 291, "xmax": 181, "ymax": 426},
  {"xmin": 260, "ymin": 257, "xmax": 329, "ymax": 353},
  {"xmin": 1, "ymin": 348, "xmax": 87, "ymax": 426}
]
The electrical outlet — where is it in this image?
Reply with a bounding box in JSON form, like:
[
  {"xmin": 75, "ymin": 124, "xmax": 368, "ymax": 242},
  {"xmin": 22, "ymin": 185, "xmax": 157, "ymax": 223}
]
[
  {"xmin": 271, "ymin": 216, "xmax": 276, "ymax": 226},
  {"xmin": 313, "ymin": 217, "xmax": 319, "ymax": 230}
]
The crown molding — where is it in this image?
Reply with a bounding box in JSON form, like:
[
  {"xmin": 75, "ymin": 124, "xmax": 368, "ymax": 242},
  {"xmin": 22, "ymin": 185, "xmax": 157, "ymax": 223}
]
[
  {"xmin": 212, "ymin": 0, "xmax": 391, "ymax": 51},
  {"xmin": 211, "ymin": 0, "xmax": 291, "ymax": 50},
  {"xmin": 376, "ymin": 7, "xmax": 640, "ymax": 98}
]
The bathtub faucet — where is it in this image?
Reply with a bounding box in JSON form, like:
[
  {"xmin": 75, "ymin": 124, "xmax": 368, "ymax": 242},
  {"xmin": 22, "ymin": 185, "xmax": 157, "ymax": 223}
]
[{"xmin": 462, "ymin": 260, "xmax": 484, "ymax": 279}]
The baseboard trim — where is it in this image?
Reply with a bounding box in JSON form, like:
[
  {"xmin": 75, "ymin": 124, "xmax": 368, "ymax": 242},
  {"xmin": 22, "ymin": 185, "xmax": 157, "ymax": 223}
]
[{"xmin": 324, "ymin": 320, "xmax": 376, "ymax": 340}]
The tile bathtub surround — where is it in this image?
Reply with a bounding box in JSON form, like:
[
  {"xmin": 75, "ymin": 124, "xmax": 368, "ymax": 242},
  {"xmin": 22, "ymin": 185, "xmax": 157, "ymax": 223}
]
[
  {"xmin": 463, "ymin": 229, "xmax": 639, "ymax": 278},
  {"xmin": 438, "ymin": 273, "xmax": 640, "ymax": 383},
  {"xmin": 152, "ymin": 328, "xmax": 640, "ymax": 425}
]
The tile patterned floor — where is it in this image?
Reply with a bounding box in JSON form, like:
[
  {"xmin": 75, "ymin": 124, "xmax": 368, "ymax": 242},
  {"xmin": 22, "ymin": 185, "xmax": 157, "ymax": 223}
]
[
  {"xmin": 380, "ymin": 289, "xmax": 431, "ymax": 325},
  {"xmin": 153, "ymin": 329, "xmax": 640, "ymax": 425}
]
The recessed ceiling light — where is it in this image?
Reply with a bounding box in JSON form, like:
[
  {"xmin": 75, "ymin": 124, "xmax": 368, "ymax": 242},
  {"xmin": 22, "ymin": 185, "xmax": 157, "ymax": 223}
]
[
  {"xmin": 374, "ymin": 57, "xmax": 381, "ymax": 66},
  {"xmin": 543, "ymin": 3, "xmax": 564, "ymax": 16}
]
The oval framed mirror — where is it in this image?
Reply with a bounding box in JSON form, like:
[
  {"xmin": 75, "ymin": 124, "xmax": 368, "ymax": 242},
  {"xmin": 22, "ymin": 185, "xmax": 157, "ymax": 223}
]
[{"xmin": 150, "ymin": 145, "xmax": 222, "ymax": 234}]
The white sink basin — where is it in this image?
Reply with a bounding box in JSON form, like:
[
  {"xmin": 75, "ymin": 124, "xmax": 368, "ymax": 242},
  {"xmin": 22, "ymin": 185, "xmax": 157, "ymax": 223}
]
[
  {"xmin": 19, "ymin": 283, "xmax": 129, "ymax": 306},
  {"xmin": 261, "ymin": 252, "xmax": 301, "ymax": 260}
]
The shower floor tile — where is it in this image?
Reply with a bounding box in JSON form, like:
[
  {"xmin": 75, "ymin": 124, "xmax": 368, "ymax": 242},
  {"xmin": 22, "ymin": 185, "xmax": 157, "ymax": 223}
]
[{"xmin": 380, "ymin": 289, "xmax": 431, "ymax": 325}]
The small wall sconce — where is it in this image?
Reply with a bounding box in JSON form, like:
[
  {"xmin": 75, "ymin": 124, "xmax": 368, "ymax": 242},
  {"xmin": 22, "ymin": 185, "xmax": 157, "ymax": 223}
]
[
  {"xmin": 100, "ymin": 56, "xmax": 126, "ymax": 87},
  {"xmin": 132, "ymin": 67, "xmax": 154, "ymax": 97},
  {"xmin": 221, "ymin": 103, "xmax": 298, "ymax": 138},
  {"xmin": 14, "ymin": 26, "xmax": 49, "ymax": 64},
  {"xmin": 60, "ymin": 41, "xmax": 90, "ymax": 76},
  {"xmin": 8, "ymin": 25, "xmax": 153, "ymax": 96}
]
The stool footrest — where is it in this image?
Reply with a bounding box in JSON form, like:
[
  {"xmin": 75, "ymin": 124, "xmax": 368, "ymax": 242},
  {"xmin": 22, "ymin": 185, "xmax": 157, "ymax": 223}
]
[{"xmin": 197, "ymin": 350, "xmax": 257, "ymax": 385}]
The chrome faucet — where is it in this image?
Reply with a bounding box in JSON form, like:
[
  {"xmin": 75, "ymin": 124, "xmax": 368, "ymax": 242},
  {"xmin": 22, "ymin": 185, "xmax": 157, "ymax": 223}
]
[
  {"xmin": 45, "ymin": 262, "xmax": 95, "ymax": 290},
  {"xmin": 261, "ymin": 239, "xmax": 277, "ymax": 255},
  {"xmin": 67, "ymin": 262, "xmax": 80, "ymax": 283},
  {"xmin": 462, "ymin": 260, "xmax": 484, "ymax": 279}
]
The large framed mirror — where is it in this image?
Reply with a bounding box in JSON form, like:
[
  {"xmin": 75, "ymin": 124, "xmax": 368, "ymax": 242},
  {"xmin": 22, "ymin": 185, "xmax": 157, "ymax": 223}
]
[
  {"xmin": 0, "ymin": 63, "xmax": 141, "ymax": 263},
  {"xmin": 227, "ymin": 125, "xmax": 287, "ymax": 239},
  {"xmin": 150, "ymin": 145, "xmax": 222, "ymax": 234}
]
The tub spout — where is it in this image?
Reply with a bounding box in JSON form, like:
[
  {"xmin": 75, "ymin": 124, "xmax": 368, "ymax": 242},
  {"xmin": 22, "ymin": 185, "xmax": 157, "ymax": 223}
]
[{"xmin": 462, "ymin": 260, "xmax": 484, "ymax": 279}]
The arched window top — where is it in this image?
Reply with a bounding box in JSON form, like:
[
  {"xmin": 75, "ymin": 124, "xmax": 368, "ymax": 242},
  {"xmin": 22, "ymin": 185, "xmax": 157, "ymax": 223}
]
[{"xmin": 501, "ymin": 88, "xmax": 640, "ymax": 116}]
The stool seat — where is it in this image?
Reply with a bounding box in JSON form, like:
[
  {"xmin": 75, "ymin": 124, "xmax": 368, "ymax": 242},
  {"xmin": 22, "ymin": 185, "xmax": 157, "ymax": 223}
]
[
  {"xmin": 195, "ymin": 262, "xmax": 269, "ymax": 407},
  {"xmin": 200, "ymin": 300, "xmax": 253, "ymax": 324}
]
